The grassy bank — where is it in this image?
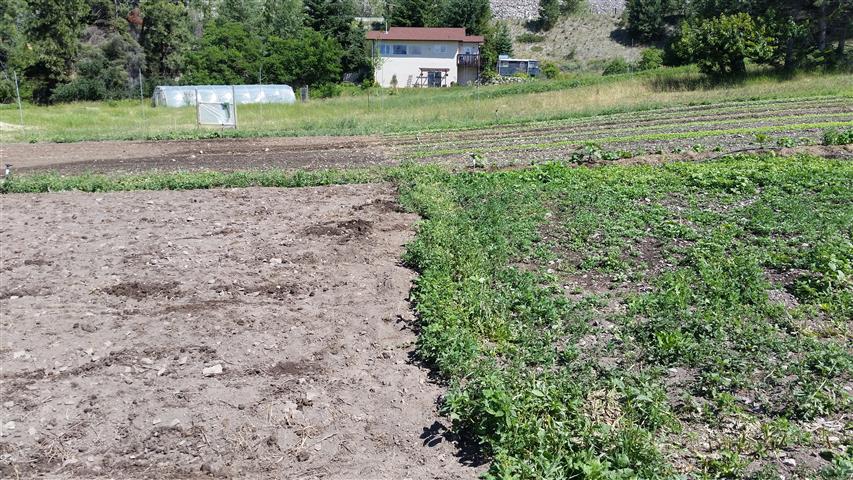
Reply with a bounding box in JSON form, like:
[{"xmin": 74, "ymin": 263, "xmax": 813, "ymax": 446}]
[
  {"xmin": 1, "ymin": 69, "xmax": 850, "ymax": 143},
  {"xmin": 398, "ymin": 154, "xmax": 852, "ymax": 479}
]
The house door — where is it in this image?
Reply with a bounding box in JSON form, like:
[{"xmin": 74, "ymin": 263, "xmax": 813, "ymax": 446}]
[{"xmin": 427, "ymin": 71, "xmax": 442, "ymax": 87}]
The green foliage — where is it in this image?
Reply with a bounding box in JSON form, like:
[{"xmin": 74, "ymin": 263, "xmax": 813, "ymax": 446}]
[
  {"xmin": 624, "ymin": 0, "xmax": 671, "ymax": 42},
  {"xmin": 638, "ymin": 47, "xmax": 664, "ymax": 71},
  {"xmin": 1, "ymin": 0, "xmax": 31, "ymax": 101},
  {"xmin": 516, "ymin": 33, "xmax": 546, "ymax": 43},
  {"xmin": 822, "ymin": 128, "xmax": 853, "ymax": 146},
  {"xmin": 0, "ymin": 165, "xmax": 392, "ymax": 194},
  {"xmin": 23, "ymin": 0, "xmax": 87, "ymax": 103},
  {"xmin": 184, "ymin": 20, "xmax": 264, "ymax": 85},
  {"xmin": 538, "ymin": 0, "xmax": 560, "ymax": 31},
  {"xmin": 50, "ymin": 32, "xmax": 142, "ymax": 103},
  {"xmin": 397, "ymin": 154, "xmax": 852, "ymax": 478},
  {"xmin": 491, "ymin": 22, "xmax": 513, "ymax": 57},
  {"xmin": 386, "ymin": 0, "xmax": 437, "ymax": 28},
  {"xmin": 303, "ymin": 0, "xmax": 367, "ymax": 74},
  {"xmin": 262, "ymin": 29, "xmax": 343, "ymax": 86},
  {"xmin": 561, "ymin": 0, "xmax": 583, "ymax": 15},
  {"xmin": 439, "ymin": 0, "xmax": 491, "ymax": 36},
  {"xmin": 261, "ymin": 0, "xmax": 305, "ymax": 38},
  {"xmin": 603, "ymin": 57, "xmax": 630, "ymax": 75},
  {"xmin": 139, "ymin": 0, "xmax": 192, "ymax": 79},
  {"xmin": 675, "ymin": 13, "xmax": 775, "ymax": 76},
  {"xmin": 540, "ymin": 61, "xmax": 560, "ymax": 79}
]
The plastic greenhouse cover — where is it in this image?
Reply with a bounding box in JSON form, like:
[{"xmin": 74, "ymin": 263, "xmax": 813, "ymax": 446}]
[{"xmin": 152, "ymin": 85, "xmax": 296, "ymax": 108}]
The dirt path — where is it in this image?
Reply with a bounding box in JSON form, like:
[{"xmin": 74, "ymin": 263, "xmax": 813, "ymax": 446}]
[{"xmin": 0, "ymin": 184, "xmax": 483, "ymax": 479}]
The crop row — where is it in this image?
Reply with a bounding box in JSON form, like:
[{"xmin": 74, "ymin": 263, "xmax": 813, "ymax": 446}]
[{"xmin": 398, "ymin": 111, "xmax": 852, "ymax": 155}]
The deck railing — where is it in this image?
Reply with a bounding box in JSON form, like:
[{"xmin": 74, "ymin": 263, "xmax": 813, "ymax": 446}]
[{"xmin": 457, "ymin": 54, "xmax": 480, "ymax": 66}]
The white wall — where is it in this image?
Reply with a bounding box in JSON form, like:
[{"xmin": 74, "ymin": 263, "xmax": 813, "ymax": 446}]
[{"xmin": 374, "ymin": 40, "xmax": 460, "ymax": 88}]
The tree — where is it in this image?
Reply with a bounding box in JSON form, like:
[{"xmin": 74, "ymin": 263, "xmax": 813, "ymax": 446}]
[
  {"xmin": 538, "ymin": 0, "xmax": 560, "ymax": 31},
  {"xmin": 492, "ymin": 22, "xmax": 513, "ymax": 57},
  {"xmin": 262, "ymin": 29, "xmax": 343, "ymax": 86},
  {"xmin": 387, "ymin": 0, "xmax": 437, "ymax": 28},
  {"xmin": 0, "ymin": 0, "xmax": 29, "ymax": 103},
  {"xmin": 304, "ymin": 0, "xmax": 367, "ymax": 74},
  {"xmin": 23, "ymin": 0, "xmax": 87, "ymax": 103},
  {"xmin": 439, "ymin": 0, "xmax": 491, "ymax": 36},
  {"xmin": 624, "ymin": 0, "xmax": 671, "ymax": 42},
  {"xmin": 217, "ymin": 0, "xmax": 262, "ymax": 25},
  {"xmin": 184, "ymin": 20, "xmax": 263, "ymax": 84},
  {"xmin": 261, "ymin": 0, "xmax": 304, "ymax": 38},
  {"xmin": 1, "ymin": 0, "xmax": 28, "ymax": 70},
  {"xmin": 52, "ymin": 33, "xmax": 142, "ymax": 102},
  {"xmin": 675, "ymin": 13, "xmax": 775, "ymax": 76},
  {"xmin": 139, "ymin": 0, "xmax": 192, "ymax": 80},
  {"xmin": 481, "ymin": 21, "xmax": 512, "ymax": 73}
]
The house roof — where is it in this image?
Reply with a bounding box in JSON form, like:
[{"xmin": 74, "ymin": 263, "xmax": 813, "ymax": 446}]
[{"xmin": 366, "ymin": 27, "xmax": 484, "ymax": 43}]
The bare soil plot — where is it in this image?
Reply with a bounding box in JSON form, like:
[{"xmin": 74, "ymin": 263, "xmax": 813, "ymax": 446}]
[
  {"xmin": 0, "ymin": 184, "xmax": 482, "ymax": 479},
  {"xmin": 1, "ymin": 136, "xmax": 389, "ymax": 176}
]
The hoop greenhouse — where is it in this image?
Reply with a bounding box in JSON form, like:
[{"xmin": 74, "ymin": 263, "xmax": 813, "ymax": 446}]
[{"xmin": 152, "ymin": 85, "xmax": 297, "ymax": 108}]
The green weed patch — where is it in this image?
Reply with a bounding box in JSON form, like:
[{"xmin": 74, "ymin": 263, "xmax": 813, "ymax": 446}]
[
  {"xmin": 399, "ymin": 154, "xmax": 852, "ymax": 478},
  {"xmin": 0, "ymin": 167, "xmax": 393, "ymax": 194}
]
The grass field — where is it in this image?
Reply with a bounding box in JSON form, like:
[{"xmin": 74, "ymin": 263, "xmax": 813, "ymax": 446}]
[{"xmin": 1, "ymin": 68, "xmax": 850, "ymax": 144}]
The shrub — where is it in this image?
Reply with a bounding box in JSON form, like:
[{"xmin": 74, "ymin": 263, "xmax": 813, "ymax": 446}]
[
  {"xmin": 51, "ymin": 78, "xmax": 108, "ymax": 102},
  {"xmin": 603, "ymin": 57, "xmax": 630, "ymax": 75},
  {"xmin": 516, "ymin": 33, "xmax": 546, "ymax": 43},
  {"xmin": 0, "ymin": 78, "xmax": 15, "ymax": 104},
  {"xmin": 822, "ymin": 128, "xmax": 853, "ymax": 145},
  {"xmin": 540, "ymin": 61, "xmax": 560, "ymax": 79},
  {"xmin": 313, "ymin": 82, "xmax": 343, "ymax": 99},
  {"xmin": 561, "ymin": 0, "xmax": 583, "ymax": 15},
  {"xmin": 638, "ymin": 47, "xmax": 664, "ymax": 70}
]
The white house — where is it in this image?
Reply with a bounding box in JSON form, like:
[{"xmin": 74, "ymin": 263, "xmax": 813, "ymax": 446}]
[{"xmin": 366, "ymin": 27, "xmax": 484, "ymax": 88}]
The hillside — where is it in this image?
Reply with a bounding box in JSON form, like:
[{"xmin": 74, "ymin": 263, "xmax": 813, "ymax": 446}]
[
  {"xmin": 490, "ymin": 1, "xmax": 640, "ymax": 70},
  {"xmin": 508, "ymin": 12, "xmax": 643, "ymax": 70}
]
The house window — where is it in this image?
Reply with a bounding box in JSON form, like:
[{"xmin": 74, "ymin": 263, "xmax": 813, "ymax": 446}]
[
  {"xmin": 432, "ymin": 45, "xmax": 447, "ymax": 54},
  {"xmin": 378, "ymin": 44, "xmax": 390, "ymax": 55},
  {"xmin": 410, "ymin": 45, "xmax": 423, "ymax": 55},
  {"xmin": 392, "ymin": 44, "xmax": 408, "ymax": 55}
]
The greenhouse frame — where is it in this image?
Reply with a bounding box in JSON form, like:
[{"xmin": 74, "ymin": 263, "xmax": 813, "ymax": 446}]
[{"xmin": 152, "ymin": 85, "xmax": 296, "ymax": 108}]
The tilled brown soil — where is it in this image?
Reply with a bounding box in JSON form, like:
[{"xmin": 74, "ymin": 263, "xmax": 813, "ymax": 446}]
[
  {"xmin": 1, "ymin": 136, "xmax": 389, "ymax": 176},
  {"xmin": 0, "ymin": 184, "xmax": 483, "ymax": 479}
]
